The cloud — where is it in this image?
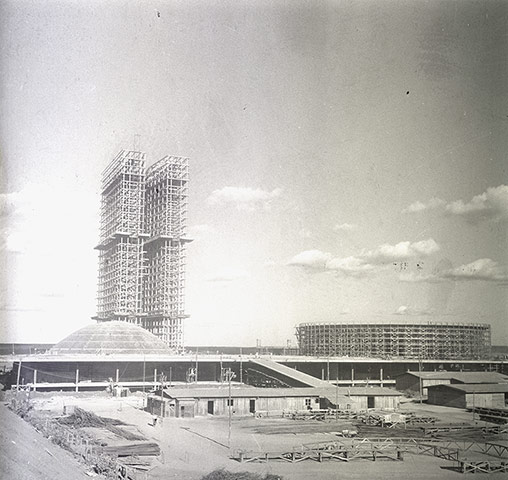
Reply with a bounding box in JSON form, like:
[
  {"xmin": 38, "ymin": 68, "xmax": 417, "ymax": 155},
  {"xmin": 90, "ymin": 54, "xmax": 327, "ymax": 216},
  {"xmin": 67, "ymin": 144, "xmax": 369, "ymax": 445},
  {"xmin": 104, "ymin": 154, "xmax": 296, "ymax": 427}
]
[
  {"xmin": 402, "ymin": 198, "xmax": 445, "ymax": 213},
  {"xmin": 442, "ymin": 258, "xmax": 508, "ymax": 282},
  {"xmin": 206, "ymin": 267, "xmax": 249, "ymax": 282},
  {"xmin": 289, "ymin": 239, "xmax": 439, "ymax": 277},
  {"xmin": 287, "ymin": 249, "xmax": 331, "ymax": 269},
  {"xmin": 400, "ymin": 258, "xmax": 508, "ymax": 284},
  {"xmin": 394, "ymin": 305, "xmax": 433, "ymax": 316},
  {"xmin": 403, "ymin": 185, "xmax": 508, "ymax": 223},
  {"xmin": 333, "ymin": 223, "xmax": 358, "ymax": 232},
  {"xmin": 445, "ymin": 185, "xmax": 508, "ymax": 223},
  {"xmin": 360, "ymin": 239, "xmax": 440, "ymax": 264},
  {"xmin": 207, "ymin": 186, "xmax": 282, "ymax": 211},
  {"xmin": 326, "ymin": 256, "xmax": 377, "ymax": 276}
]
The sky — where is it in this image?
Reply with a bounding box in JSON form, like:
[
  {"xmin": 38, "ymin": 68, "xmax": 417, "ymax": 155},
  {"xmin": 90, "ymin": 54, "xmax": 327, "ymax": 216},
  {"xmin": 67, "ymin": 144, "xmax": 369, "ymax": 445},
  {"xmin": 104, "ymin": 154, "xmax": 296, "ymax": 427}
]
[{"xmin": 1, "ymin": 0, "xmax": 507, "ymax": 347}]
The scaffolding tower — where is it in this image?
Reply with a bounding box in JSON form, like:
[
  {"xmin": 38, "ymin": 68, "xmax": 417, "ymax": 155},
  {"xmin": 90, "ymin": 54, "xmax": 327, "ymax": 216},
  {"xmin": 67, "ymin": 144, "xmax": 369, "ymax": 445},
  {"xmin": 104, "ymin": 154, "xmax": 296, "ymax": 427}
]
[{"xmin": 95, "ymin": 150, "xmax": 190, "ymax": 350}]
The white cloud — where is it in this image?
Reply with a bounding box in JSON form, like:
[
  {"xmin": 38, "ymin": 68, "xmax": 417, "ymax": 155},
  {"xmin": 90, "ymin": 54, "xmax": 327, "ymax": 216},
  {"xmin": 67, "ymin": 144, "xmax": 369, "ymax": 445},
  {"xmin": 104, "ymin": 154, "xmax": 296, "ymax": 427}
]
[
  {"xmin": 445, "ymin": 185, "xmax": 508, "ymax": 223},
  {"xmin": 333, "ymin": 223, "xmax": 358, "ymax": 232},
  {"xmin": 400, "ymin": 258, "xmax": 508, "ymax": 284},
  {"xmin": 394, "ymin": 305, "xmax": 433, "ymax": 315},
  {"xmin": 402, "ymin": 198, "xmax": 445, "ymax": 213},
  {"xmin": 206, "ymin": 267, "xmax": 249, "ymax": 282},
  {"xmin": 326, "ymin": 256, "xmax": 377, "ymax": 276},
  {"xmin": 207, "ymin": 186, "xmax": 283, "ymax": 211},
  {"xmin": 360, "ymin": 239, "xmax": 440, "ymax": 264},
  {"xmin": 288, "ymin": 239, "xmax": 440, "ymax": 278},
  {"xmin": 442, "ymin": 258, "xmax": 508, "ymax": 282},
  {"xmin": 403, "ymin": 185, "xmax": 508, "ymax": 223},
  {"xmin": 287, "ymin": 249, "xmax": 331, "ymax": 269}
]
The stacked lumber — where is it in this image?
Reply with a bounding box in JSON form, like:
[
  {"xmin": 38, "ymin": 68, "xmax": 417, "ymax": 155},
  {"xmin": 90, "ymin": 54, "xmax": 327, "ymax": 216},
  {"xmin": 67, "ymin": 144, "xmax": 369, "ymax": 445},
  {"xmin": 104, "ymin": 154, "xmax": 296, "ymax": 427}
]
[
  {"xmin": 60, "ymin": 407, "xmax": 145, "ymax": 441},
  {"xmin": 103, "ymin": 442, "xmax": 160, "ymax": 457}
]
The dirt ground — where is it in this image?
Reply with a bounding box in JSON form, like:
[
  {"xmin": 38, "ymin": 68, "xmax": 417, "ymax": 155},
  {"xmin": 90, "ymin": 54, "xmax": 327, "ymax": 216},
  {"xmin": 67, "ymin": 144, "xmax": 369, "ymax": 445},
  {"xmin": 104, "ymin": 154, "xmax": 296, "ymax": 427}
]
[
  {"xmin": 0, "ymin": 403, "xmax": 91, "ymax": 480},
  {"xmin": 18, "ymin": 393, "xmax": 508, "ymax": 480}
]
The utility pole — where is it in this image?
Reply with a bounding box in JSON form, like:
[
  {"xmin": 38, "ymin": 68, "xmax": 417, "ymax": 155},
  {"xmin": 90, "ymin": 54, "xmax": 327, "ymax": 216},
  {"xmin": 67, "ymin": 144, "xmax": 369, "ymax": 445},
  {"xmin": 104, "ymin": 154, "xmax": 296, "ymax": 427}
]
[
  {"xmin": 160, "ymin": 372, "xmax": 166, "ymax": 421},
  {"xmin": 226, "ymin": 368, "xmax": 236, "ymax": 449},
  {"xmin": 335, "ymin": 376, "xmax": 339, "ymax": 422},
  {"xmin": 239, "ymin": 347, "xmax": 243, "ymax": 384},
  {"xmin": 195, "ymin": 348, "xmax": 199, "ymax": 383},
  {"xmin": 418, "ymin": 355, "xmax": 423, "ymax": 405}
]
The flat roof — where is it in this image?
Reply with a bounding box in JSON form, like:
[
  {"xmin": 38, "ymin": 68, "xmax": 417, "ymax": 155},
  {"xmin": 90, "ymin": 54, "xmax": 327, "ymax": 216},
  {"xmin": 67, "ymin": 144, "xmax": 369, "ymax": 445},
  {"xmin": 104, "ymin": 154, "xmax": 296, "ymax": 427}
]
[
  {"xmin": 163, "ymin": 387, "xmax": 327, "ymax": 399},
  {"xmin": 428, "ymin": 383, "xmax": 508, "ymax": 394},
  {"xmin": 160, "ymin": 386, "xmax": 402, "ymax": 399},
  {"xmin": 402, "ymin": 371, "xmax": 508, "ymax": 383},
  {"xmin": 12, "ymin": 354, "xmax": 504, "ymax": 364}
]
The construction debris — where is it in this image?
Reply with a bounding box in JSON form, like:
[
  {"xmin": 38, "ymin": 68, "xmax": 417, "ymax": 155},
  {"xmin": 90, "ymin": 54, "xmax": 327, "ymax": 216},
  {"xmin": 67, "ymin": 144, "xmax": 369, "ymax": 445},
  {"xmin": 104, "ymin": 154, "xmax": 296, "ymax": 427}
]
[
  {"xmin": 59, "ymin": 407, "xmax": 145, "ymax": 441},
  {"xmin": 103, "ymin": 442, "xmax": 160, "ymax": 457}
]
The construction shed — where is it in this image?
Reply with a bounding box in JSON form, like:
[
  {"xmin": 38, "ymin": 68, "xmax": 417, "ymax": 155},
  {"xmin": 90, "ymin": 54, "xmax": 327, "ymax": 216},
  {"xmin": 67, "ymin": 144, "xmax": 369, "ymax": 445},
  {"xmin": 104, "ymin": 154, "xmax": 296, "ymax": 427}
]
[
  {"xmin": 396, "ymin": 371, "xmax": 508, "ymax": 396},
  {"xmin": 334, "ymin": 386, "xmax": 403, "ymax": 410},
  {"xmin": 427, "ymin": 383, "xmax": 508, "ymax": 409},
  {"xmin": 147, "ymin": 387, "xmax": 352, "ymax": 418}
]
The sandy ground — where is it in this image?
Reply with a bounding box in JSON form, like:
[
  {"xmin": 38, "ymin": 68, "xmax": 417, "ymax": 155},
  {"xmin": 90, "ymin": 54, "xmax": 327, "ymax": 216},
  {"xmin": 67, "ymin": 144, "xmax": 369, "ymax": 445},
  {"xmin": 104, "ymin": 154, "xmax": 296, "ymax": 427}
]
[
  {"xmin": 0, "ymin": 403, "xmax": 91, "ymax": 480},
  {"xmin": 21, "ymin": 393, "xmax": 507, "ymax": 480}
]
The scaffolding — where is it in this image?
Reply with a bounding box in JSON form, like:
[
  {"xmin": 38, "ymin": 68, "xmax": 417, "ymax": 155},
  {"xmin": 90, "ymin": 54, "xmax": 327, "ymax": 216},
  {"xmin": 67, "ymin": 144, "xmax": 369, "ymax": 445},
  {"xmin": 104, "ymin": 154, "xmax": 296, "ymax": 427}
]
[
  {"xmin": 143, "ymin": 156, "xmax": 190, "ymax": 349},
  {"xmin": 295, "ymin": 322, "xmax": 492, "ymax": 360},
  {"xmin": 95, "ymin": 150, "xmax": 190, "ymax": 350}
]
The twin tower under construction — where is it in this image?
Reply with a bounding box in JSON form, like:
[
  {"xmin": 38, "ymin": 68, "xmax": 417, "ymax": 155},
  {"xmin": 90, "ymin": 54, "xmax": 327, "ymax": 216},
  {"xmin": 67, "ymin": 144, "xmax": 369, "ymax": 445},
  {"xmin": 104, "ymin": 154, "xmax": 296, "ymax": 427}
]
[{"xmin": 94, "ymin": 150, "xmax": 190, "ymax": 351}]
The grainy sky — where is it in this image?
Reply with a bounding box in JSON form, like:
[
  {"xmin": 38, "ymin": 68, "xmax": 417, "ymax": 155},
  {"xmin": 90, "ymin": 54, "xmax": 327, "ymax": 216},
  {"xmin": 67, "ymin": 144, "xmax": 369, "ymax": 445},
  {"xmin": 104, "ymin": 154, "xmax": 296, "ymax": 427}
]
[{"xmin": 1, "ymin": 0, "xmax": 507, "ymax": 346}]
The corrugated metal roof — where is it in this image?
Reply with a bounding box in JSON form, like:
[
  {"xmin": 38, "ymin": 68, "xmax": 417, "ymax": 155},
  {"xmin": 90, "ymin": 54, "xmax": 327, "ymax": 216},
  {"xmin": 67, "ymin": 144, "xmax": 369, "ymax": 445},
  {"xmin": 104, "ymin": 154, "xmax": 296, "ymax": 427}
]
[
  {"xmin": 428, "ymin": 383, "xmax": 508, "ymax": 393},
  {"xmin": 161, "ymin": 385, "xmax": 402, "ymax": 399},
  {"xmin": 403, "ymin": 371, "xmax": 508, "ymax": 383}
]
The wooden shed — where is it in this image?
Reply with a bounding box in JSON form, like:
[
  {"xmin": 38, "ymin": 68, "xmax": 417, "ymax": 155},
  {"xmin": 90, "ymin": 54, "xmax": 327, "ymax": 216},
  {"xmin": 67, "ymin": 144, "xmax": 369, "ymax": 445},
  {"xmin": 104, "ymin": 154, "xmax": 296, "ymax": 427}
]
[
  {"xmin": 396, "ymin": 371, "xmax": 508, "ymax": 396},
  {"xmin": 334, "ymin": 386, "xmax": 403, "ymax": 410},
  {"xmin": 148, "ymin": 386, "xmax": 352, "ymax": 417},
  {"xmin": 427, "ymin": 383, "xmax": 508, "ymax": 409}
]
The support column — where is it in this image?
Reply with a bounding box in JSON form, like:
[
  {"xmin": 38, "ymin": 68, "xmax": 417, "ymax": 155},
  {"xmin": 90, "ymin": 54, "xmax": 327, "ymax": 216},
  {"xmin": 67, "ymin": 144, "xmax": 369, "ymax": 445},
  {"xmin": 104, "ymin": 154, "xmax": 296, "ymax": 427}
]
[
  {"xmin": 380, "ymin": 368, "xmax": 383, "ymax": 387},
  {"xmin": 75, "ymin": 368, "xmax": 79, "ymax": 392},
  {"xmin": 351, "ymin": 367, "xmax": 355, "ymax": 386},
  {"xmin": 116, "ymin": 368, "xmax": 119, "ymax": 383},
  {"xmin": 16, "ymin": 361, "xmax": 22, "ymax": 390},
  {"xmin": 33, "ymin": 369, "xmax": 37, "ymax": 392}
]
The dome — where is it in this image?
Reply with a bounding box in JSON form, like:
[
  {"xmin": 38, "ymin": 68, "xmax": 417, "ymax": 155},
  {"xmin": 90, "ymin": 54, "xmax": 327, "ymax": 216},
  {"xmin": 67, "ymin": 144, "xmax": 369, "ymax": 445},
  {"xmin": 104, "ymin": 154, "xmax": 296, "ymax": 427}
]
[{"xmin": 50, "ymin": 321, "xmax": 172, "ymax": 355}]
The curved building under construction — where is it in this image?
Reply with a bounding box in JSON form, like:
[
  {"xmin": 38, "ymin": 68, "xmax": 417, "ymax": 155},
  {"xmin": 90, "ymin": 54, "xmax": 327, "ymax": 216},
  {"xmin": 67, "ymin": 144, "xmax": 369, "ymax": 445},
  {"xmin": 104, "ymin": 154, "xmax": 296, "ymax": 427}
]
[{"xmin": 295, "ymin": 322, "xmax": 491, "ymax": 360}]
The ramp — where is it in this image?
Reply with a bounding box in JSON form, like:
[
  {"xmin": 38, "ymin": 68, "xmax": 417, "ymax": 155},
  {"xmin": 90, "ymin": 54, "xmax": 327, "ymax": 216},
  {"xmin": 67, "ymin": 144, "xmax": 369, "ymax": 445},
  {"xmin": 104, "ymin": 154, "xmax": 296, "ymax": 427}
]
[{"xmin": 250, "ymin": 358, "xmax": 330, "ymax": 388}]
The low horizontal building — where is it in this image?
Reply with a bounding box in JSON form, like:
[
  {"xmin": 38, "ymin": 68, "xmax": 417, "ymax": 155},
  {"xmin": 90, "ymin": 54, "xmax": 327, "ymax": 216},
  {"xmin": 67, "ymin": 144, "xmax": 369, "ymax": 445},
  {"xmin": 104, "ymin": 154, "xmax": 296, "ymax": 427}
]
[
  {"xmin": 148, "ymin": 387, "xmax": 349, "ymax": 418},
  {"xmin": 336, "ymin": 386, "xmax": 402, "ymax": 410},
  {"xmin": 396, "ymin": 371, "xmax": 508, "ymax": 396},
  {"xmin": 427, "ymin": 383, "xmax": 508, "ymax": 409},
  {"xmin": 147, "ymin": 385, "xmax": 403, "ymax": 418}
]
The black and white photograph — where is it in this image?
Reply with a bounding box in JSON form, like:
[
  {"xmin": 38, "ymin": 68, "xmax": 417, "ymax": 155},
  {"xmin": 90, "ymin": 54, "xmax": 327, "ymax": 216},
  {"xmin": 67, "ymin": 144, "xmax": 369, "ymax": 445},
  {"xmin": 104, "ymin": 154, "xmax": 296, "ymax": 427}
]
[{"xmin": 1, "ymin": 1, "xmax": 507, "ymax": 479}]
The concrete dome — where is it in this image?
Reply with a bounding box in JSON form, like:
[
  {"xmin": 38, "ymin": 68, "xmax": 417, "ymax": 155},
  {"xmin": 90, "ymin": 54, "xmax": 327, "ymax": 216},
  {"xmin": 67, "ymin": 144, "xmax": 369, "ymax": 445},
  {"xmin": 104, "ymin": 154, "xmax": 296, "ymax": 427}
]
[{"xmin": 50, "ymin": 321, "xmax": 171, "ymax": 355}]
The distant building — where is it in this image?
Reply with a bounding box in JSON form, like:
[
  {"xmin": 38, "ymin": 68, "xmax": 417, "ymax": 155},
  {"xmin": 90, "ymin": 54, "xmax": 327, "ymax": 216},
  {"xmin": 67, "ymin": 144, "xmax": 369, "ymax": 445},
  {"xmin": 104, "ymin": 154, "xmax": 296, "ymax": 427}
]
[
  {"xmin": 95, "ymin": 150, "xmax": 191, "ymax": 350},
  {"xmin": 427, "ymin": 383, "xmax": 508, "ymax": 409},
  {"xmin": 296, "ymin": 322, "xmax": 491, "ymax": 360},
  {"xmin": 396, "ymin": 371, "xmax": 508, "ymax": 396}
]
